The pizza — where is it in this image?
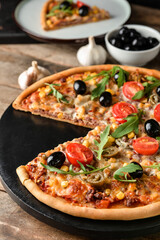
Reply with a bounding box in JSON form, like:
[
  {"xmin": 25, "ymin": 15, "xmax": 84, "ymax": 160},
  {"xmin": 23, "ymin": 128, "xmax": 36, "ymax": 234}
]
[
  {"xmin": 13, "ymin": 64, "xmax": 160, "ymax": 220},
  {"xmin": 41, "ymin": 0, "xmax": 110, "ymax": 31}
]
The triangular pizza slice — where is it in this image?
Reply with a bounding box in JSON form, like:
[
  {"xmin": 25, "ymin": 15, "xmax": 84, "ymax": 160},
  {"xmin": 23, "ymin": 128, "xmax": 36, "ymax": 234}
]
[{"xmin": 41, "ymin": 0, "xmax": 110, "ymax": 30}]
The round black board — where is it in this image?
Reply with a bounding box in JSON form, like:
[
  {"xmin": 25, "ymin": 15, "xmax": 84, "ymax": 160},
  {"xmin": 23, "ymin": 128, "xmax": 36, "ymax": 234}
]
[{"xmin": 1, "ymin": 105, "xmax": 160, "ymax": 239}]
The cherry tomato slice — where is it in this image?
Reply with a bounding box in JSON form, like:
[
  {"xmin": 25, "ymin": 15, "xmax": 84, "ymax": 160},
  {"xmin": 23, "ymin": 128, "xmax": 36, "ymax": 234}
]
[
  {"xmin": 112, "ymin": 102, "xmax": 138, "ymax": 123},
  {"xmin": 154, "ymin": 104, "xmax": 160, "ymax": 122},
  {"xmin": 77, "ymin": 1, "xmax": 88, "ymax": 8},
  {"xmin": 122, "ymin": 81, "xmax": 144, "ymax": 100},
  {"xmin": 133, "ymin": 137, "xmax": 159, "ymax": 155},
  {"xmin": 66, "ymin": 143, "xmax": 93, "ymax": 167}
]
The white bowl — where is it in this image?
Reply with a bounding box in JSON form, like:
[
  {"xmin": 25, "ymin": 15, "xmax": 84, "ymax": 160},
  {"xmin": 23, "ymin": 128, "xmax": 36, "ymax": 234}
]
[{"xmin": 105, "ymin": 24, "xmax": 160, "ymax": 66}]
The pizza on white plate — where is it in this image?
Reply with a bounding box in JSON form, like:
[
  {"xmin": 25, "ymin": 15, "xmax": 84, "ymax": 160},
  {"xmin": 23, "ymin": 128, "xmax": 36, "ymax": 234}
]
[{"xmin": 41, "ymin": 0, "xmax": 110, "ymax": 30}]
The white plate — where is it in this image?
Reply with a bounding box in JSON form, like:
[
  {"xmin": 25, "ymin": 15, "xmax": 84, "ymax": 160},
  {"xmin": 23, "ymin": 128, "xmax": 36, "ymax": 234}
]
[{"xmin": 14, "ymin": 0, "xmax": 131, "ymax": 41}]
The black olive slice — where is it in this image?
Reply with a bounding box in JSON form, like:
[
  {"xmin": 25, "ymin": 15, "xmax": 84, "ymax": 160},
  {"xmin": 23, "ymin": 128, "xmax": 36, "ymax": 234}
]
[
  {"xmin": 59, "ymin": 1, "xmax": 71, "ymax": 10},
  {"xmin": 47, "ymin": 151, "xmax": 65, "ymax": 168},
  {"xmin": 79, "ymin": 6, "xmax": 89, "ymax": 16},
  {"xmin": 99, "ymin": 91, "xmax": 112, "ymax": 107},
  {"xmin": 73, "ymin": 80, "xmax": 86, "ymax": 95},
  {"xmin": 144, "ymin": 119, "xmax": 160, "ymax": 138},
  {"xmin": 156, "ymin": 86, "xmax": 160, "ymax": 97},
  {"xmin": 129, "ymin": 162, "xmax": 143, "ymax": 179}
]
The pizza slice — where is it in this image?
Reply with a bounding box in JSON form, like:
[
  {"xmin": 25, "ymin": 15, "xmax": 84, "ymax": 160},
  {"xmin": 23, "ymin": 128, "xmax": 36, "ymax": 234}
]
[
  {"xmin": 16, "ymin": 122, "xmax": 160, "ymax": 220},
  {"xmin": 41, "ymin": 0, "xmax": 110, "ymax": 31},
  {"xmin": 12, "ymin": 64, "xmax": 160, "ymax": 129}
]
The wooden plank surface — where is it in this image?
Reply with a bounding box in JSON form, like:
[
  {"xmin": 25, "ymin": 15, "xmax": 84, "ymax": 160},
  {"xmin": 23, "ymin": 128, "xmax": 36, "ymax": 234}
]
[{"xmin": 1, "ymin": 4, "xmax": 160, "ymax": 239}]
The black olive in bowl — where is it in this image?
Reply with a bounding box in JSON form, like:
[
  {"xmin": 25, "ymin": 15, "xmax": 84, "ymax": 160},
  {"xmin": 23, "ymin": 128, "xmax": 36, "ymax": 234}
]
[{"xmin": 105, "ymin": 24, "xmax": 160, "ymax": 66}]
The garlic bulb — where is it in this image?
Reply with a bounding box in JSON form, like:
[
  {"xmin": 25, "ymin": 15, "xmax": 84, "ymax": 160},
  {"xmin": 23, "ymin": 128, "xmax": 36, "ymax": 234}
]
[
  {"xmin": 77, "ymin": 36, "xmax": 107, "ymax": 66},
  {"xmin": 18, "ymin": 61, "xmax": 51, "ymax": 90}
]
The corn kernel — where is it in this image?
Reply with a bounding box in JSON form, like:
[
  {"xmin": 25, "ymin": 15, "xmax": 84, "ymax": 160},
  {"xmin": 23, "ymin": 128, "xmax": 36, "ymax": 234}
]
[
  {"xmin": 105, "ymin": 189, "xmax": 111, "ymax": 195},
  {"xmin": 88, "ymin": 79, "xmax": 96, "ymax": 85},
  {"xmin": 92, "ymin": 126, "xmax": 101, "ymax": 136},
  {"xmin": 141, "ymin": 98, "xmax": 147, "ymax": 103},
  {"xmin": 110, "ymin": 123, "xmax": 118, "ymax": 131},
  {"xmin": 60, "ymin": 165, "xmax": 69, "ymax": 172},
  {"xmin": 106, "ymin": 88, "xmax": 115, "ymax": 95},
  {"xmin": 99, "ymin": 107, "xmax": 106, "ymax": 115},
  {"xmin": 49, "ymin": 180, "xmax": 55, "ymax": 187},
  {"xmin": 104, "ymin": 136, "xmax": 115, "ymax": 148},
  {"xmin": 44, "ymin": 85, "xmax": 51, "ymax": 94},
  {"xmin": 77, "ymin": 106, "xmax": 85, "ymax": 119},
  {"xmin": 157, "ymin": 172, "xmax": 160, "ymax": 179},
  {"xmin": 92, "ymin": 17, "xmax": 97, "ymax": 22},
  {"xmin": 138, "ymin": 103, "xmax": 143, "ymax": 109},
  {"xmin": 39, "ymin": 91, "xmax": 46, "ymax": 99},
  {"xmin": 61, "ymin": 181, "xmax": 69, "ymax": 188},
  {"xmin": 144, "ymin": 103, "xmax": 151, "ymax": 108},
  {"xmin": 46, "ymin": 19, "xmax": 52, "ymax": 26},
  {"xmin": 57, "ymin": 112, "xmax": 63, "ymax": 119},
  {"xmin": 128, "ymin": 131, "xmax": 135, "ymax": 139},
  {"xmin": 110, "ymin": 117, "xmax": 116, "ymax": 123},
  {"xmin": 82, "ymin": 140, "xmax": 90, "ymax": 148},
  {"xmin": 30, "ymin": 102, "xmax": 38, "ymax": 110},
  {"xmin": 123, "ymin": 162, "xmax": 128, "ymax": 167},
  {"xmin": 116, "ymin": 191, "xmax": 125, "ymax": 200},
  {"xmin": 126, "ymin": 150, "xmax": 133, "ymax": 159},
  {"xmin": 110, "ymin": 162, "xmax": 118, "ymax": 169},
  {"xmin": 108, "ymin": 157, "xmax": 116, "ymax": 163},
  {"xmin": 95, "ymin": 126, "xmax": 101, "ymax": 133}
]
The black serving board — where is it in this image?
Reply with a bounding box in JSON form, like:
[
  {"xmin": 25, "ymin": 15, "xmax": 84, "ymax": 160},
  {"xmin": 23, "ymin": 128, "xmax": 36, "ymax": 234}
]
[{"xmin": 1, "ymin": 105, "xmax": 160, "ymax": 239}]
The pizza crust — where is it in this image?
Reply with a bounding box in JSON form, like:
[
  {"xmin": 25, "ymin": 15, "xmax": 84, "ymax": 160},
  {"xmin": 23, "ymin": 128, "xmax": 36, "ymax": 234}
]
[
  {"xmin": 12, "ymin": 64, "xmax": 160, "ymax": 128},
  {"xmin": 41, "ymin": 0, "xmax": 51, "ymax": 30},
  {"xmin": 17, "ymin": 165, "xmax": 160, "ymax": 220}
]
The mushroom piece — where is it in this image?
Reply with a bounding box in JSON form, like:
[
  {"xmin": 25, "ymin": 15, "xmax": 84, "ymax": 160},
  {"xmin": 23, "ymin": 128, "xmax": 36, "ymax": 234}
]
[{"xmin": 115, "ymin": 138, "xmax": 129, "ymax": 148}]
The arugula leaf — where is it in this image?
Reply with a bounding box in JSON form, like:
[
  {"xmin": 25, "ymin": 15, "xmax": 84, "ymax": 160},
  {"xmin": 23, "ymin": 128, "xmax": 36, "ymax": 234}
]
[
  {"xmin": 86, "ymin": 164, "xmax": 96, "ymax": 170},
  {"xmin": 146, "ymin": 76, "xmax": 160, "ymax": 82},
  {"xmin": 156, "ymin": 137, "xmax": 160, "ymax": 142},
  {"xmin": 46, "ymin": 83, "xmax": 69, "ymax": 104},
  {"xmin": 77, "ymin": 160, "xmax": 86, "ymax": 172},
  {"xmin": 110, "ymin": 66, "xmax": 129, "ymax": 88},
  {"xmin": 112, "ymin": 109, "xmax": 144, "ymax": 138},
  {"xmin": 142, "ymin": 164, "xmax": 160, "ymax": 171},
  {"xmin": 83, "ymin": 71, "xmax": 110, "ymax": 100},
  {"xmin": 132, "ymin": 76, "xmax": 160, "ymax": 100},
  {"xmin": 46, "ymin": 5, "xmax": 60, "ymax": 17},
  {"xmin": 84, "ymin": 71, "xmax": 109, "ymax": 81},
  {"xmin": 91, "ymin": 76, "xmax": 109, "ymax": 100},
  {"xmin": 94, "ymin": 125, "xmax": 110, "ymax": 160},
  {"xmin": 46, "ymin": 1, "xmax": 73, "ymax": 17},
  {"xmin": 114, "ymin": 163, "xmax": 142, "ymax": 182},
  {"xmin": 41, "ymin": 163, "xmax": 109, "ymax": 176}
]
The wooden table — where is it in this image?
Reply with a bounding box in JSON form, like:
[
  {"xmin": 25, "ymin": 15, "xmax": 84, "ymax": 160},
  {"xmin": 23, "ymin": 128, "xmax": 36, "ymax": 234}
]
[{"xmin": 1, "ymin": 4, "xmax": 160, "ymax": 240}]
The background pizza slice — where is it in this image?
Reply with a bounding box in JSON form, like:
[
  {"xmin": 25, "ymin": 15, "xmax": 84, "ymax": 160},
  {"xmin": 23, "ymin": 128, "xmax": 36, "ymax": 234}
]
[{"xmin": 41, "ymin": 0, "xmax": 110, "ymax": 30}]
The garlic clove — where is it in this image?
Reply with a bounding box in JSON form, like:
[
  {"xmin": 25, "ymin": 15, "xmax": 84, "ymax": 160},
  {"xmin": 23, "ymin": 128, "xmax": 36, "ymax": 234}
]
[
  {"xmin": 77, "ymin": 36, "xmax": 108, "ymax": 66},
  {"xmin": 18, "ymin": 61, "xmax": 51, "ymax": 90},
  {"xmin": 18, "ymin": 71, "xmax": 35, "ymax": 90}
]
